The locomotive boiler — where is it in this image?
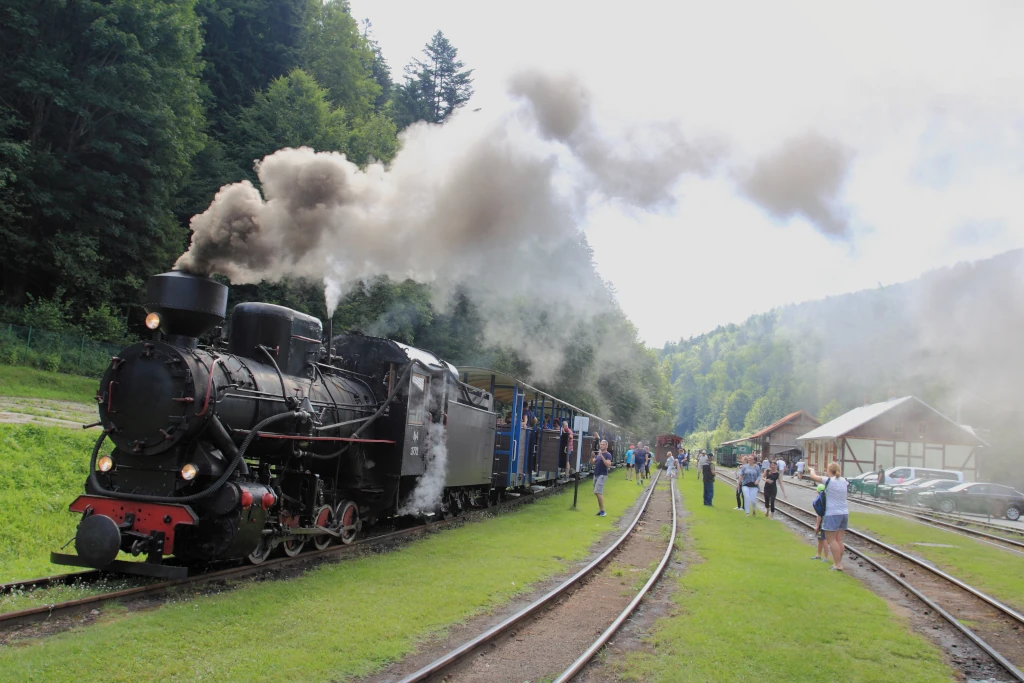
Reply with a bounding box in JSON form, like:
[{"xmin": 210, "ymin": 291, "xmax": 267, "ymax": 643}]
[{"xmin": 52, "ymin": 271, "xmax": 496, "ymax": 578}]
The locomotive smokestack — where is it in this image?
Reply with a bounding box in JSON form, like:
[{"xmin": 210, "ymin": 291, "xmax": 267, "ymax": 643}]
[{"xmin": 145, "ymin": 271, "xmax": 228, "ymax": 340}]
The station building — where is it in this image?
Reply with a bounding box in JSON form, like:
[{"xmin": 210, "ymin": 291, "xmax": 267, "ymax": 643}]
[
  {"xmin": 719, "ymin": 410, "xmax": 821, "ymax": 465},
  {"xmin": 796, "ymin": 396, "xmax": 987, "ymax": 480}
]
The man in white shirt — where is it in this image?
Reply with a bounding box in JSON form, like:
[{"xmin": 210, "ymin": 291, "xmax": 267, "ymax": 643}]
[
  {"xmin": 777, "ymin": 458, "xmax": 787, "ymax": 476},
  {"xmin": 761, "ymin": 457, "xmax": 770, "ymax": 472},
  {"xmin": 796, "ymin": 460, "xmax": 806, "ymax": 479}
]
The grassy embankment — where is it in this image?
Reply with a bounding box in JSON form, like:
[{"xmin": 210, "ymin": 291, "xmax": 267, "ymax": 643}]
[
  {"xmin": 854, "ymin": 512, "xmax": 1024, "ymax": 611},
  {"xmin": 0, "ymin": 365, "xmax": 97, "ymax": 404},
  {"xmin": 0, "ymin": 473, "xmax": 643, "ymax": 681},
  {"xmin": 0, "ymin": 425, "xmax": 111, "ymax": 584},
  {"xmin": 610, "ymin": 475, "xmax": 954, "ymax": 682}
]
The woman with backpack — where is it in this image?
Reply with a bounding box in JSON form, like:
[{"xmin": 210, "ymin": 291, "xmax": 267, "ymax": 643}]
[{"xmin": 806, "ymin": 462, "xmax": 849, "ymax": 571}]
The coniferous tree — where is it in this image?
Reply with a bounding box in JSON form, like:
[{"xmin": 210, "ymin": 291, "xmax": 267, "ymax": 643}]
[{"xmin": 393, "ymin": 30, "xmax": 474, "ymax": 128}]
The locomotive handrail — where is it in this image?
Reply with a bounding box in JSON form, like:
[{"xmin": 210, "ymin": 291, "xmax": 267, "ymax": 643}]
[{"xmin": 259, "ymin": 345, "xmax": 290, "ymax": 405}]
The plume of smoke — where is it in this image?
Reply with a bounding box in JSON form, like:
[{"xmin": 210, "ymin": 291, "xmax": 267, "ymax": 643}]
[
  {"xmin": 397, "ymin": 422, "xmax": 448, "ymax": 516},
  {"xmin": 738, "ymin": 133, "xmax": 853, "ymax": 239},
  {"xmin": 175, "ymin": 70, "xmax": 718, "ymax": 377}
]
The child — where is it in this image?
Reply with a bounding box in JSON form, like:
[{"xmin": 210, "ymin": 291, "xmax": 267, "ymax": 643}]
[{"xmin": 811, "ymin": 483, "xmax": 831, "ymax": 562}]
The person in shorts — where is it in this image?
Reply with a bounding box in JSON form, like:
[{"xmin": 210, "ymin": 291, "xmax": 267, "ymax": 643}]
[
  {"xmin": 624, "ymin": 443, "xmax": 635, "ymax": 480},
  {"xmin": 591, "ymin": 439, "xmax": 613, "ymax": 517},
  {"xmin": 665, "ymin": 450, "xmax": 677, "ymax": 479},
  {"xmin": 806, "ymin": 462, "xmax": 849, "ymax": 571}
]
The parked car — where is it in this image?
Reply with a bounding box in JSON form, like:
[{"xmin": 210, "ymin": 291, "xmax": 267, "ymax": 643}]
[
  {"xmin": 891, "ymin": 478, "xmax": 962, "ymax": 506},
  {"xmin": 848, "ymin": 472, "xmax": 879, "ymax": 494},
  {"xmin": 918, "ymin": 482, "xmax": 1024, "ymax": 520},
  {"xmin": 875, "ymin": 477, "xmax": 925, "ymax": 501}
]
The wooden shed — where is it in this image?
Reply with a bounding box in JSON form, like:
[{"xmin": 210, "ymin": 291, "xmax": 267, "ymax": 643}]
[
  {"xmin": 720, "ymin": 410, "xmax": 821, "ymax": 465},
  {"xmin": 796, "ymin": 397, "xmax": 988, "ymax": 480}
]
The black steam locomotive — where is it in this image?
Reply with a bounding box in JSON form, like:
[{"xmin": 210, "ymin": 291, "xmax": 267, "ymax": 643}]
[{"xmin": 52, "ymin": 271, "xmax": 496, "ymax": 578}]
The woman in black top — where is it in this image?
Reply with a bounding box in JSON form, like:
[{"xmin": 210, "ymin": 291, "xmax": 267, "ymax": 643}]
[{"xmin": 762, "ymin": 461, "xmax": 786, "ymax": 518}]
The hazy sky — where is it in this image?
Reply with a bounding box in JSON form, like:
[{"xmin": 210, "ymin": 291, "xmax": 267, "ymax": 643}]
[{"xmin": 349, "ymin": 0, "xmax": 1024, "ymax": 346}]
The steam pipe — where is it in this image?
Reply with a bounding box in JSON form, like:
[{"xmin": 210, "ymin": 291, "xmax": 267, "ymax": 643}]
[{"xmin": 326, "ymin": 317, "xmax": 333, "ymax": 367}]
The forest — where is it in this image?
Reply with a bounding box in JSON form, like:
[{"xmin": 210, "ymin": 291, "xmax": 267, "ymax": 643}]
[
  {"xmin": 0, "ymin": 0, "xmax": 673, "ymax": 437},
  {"xmin": 663, "ymin": 249, "xmax": 1023, "ymax": 481}
]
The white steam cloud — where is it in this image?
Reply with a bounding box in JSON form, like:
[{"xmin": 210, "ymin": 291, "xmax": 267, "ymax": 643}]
[{"xmin": 398, "ymin": 422, "xmax": 448, "ymax": 516}]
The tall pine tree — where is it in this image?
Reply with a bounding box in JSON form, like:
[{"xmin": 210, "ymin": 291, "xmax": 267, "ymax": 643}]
[{"xmin": 393, "ymin": 31, "xmax": 474, "ymax": 128}]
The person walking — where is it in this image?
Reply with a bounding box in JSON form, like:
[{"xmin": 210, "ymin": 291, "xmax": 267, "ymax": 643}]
[
  {"xmin": 634, "ymin": 442, "xmax": 647, "ymax": 486},
  {"xmin": 761, "ymin": 455, "xmax": 770, "ymax": 473},
  {"xmin": 643, "ymin": 448, "xmax": 652, "ymax": 481},
  {"xmin": 682, "ymin": 449, "xmax": 690, "ymax": 473},
  {"xmin": 762, "ymin": 461, "xmax": 786, "ymax": 518},
  {"xmin": 795, "ymin": 459, "xmax": 805, "ymax": 480},
  {"xmin": 697, "ymin": 451, "xmax": 708, "ymax": 481},
  {"xmin": 665, "ymin": 450, "xmax": 677, "ymax": 480},
  {"xmin": 677, "ymin": 451, "xmax": 686, "ymax": 479},
  {"xmin": 734, "ymin": 470, "xmax": 744, "ymax": 510},
  {"xmin": 738, "ymin": 455, "xmax": 762, "ymax": 517},
  {"xmin": 624, "ymin": 443, "xmax": 635, "ymax": 481},
  {"xmin": 702, "ymin": 452, "xmax": 716, "ymax": 505},
  {"xmin": 806, "ymin": 463, "xmax": 849, "ymax": 571},
  {"xmin": 591, "ymin": 439, "xmax": 613, "ymax": 517}
]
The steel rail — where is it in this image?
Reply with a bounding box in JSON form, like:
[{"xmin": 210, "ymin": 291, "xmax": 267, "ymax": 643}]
[
  {"xmin": 397, "ymin": 471, "xmax": 665, "ymax": 683},
  {"xmin": 0, "ymin": 486, "xmax": 557, "ymax": 630},
  {"xmin": 553, "ymin": 477, "xmax": 677, "ymax": 683},
  {"xmin": 717, "ymin": 473, "xmax": 1024, "ymax": 627},
  {"xmin": 718, "ymin": 473, "xmax": 1024, "ymax": 682},
  {"xmin": 1, "ymin": 570, "xmax": 102, "ymax": 596}
]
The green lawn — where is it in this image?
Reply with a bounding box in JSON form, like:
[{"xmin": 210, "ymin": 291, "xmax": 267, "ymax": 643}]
[
  {"xmin": 853, "ymin": 512, "xmax": 1024, "ymax": 612},
  {"xmin": 610, "ymin": 476, "xmax": 954, "ymax": 683},
  {"xmin": 0, "ymin": 475, "xmax": 643, "ymax": 681},
  {"xmin": 0, "ymin": 424, "xmax": 110, "ymax": 583},
  {"xmin": 0, "ymin": 365, "xmax": 97, "ymax": 404}
]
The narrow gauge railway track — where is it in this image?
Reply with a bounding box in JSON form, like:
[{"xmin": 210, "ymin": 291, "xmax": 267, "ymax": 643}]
[
  {"xmin": 1, "ymin": 571, "xmax": 102, "ymax": 596},
  {"xmin": 396, "ymin": 472, "xmax": 677, "ymax": 683},
  {"xmin": 0, "ymin": 486, "xmax": 559, "ymax": 631},
  {"xmin": 779, "ymin": 475, "xmax": 1024, "ymax": 552},
  {"xmin": 720, "ymin": 473, "xmax": 1024, "ymax": 682}
]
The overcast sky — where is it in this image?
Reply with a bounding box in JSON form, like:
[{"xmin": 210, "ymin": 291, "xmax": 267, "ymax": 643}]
[{"xmin": 349, "ymin": 0, "xmax": 1024, "ymax": 347}]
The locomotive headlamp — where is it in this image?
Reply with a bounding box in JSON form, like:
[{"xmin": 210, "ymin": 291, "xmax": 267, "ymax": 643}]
[
  {"xmin": 145, "ymin": 312, "xmax": 161, "ymax": 330},
  {"xmin": 180, "ymin": 463, "xmax": 198, "ymax": 481},
  {"xmin": 97, "ymin": 455, "xmax": 114, "ymax": 473}
]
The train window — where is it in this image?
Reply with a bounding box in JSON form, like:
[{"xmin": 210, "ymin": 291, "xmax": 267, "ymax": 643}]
[{"xmin": 408, "ymin": 372, "xmax": 429, "ymax": 426}]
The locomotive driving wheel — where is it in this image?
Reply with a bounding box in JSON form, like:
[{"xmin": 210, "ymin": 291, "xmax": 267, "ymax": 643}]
[
  {"xmin": 282, "ymin": 536, "xmax": 306, "ymax": 557},
  {"xmin": 334, "ymin": 500, "xmax": 360, "ymax": 545},
  {"xmin": 313, "ymin": 504, "xmax": 334, "ymax": 551},
  {"xmin": 248, "ymin": 537, "xmax": 273, "ymax": 565}
]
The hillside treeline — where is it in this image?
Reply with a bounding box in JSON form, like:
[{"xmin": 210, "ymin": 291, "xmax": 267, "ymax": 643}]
[
  {"xmin": 662, "ymin": 250, "xmax": 1023, "ymax": 481},
  {"xmin": 0, "ymin": 0, "xmax": 672, "ymax": 435}
]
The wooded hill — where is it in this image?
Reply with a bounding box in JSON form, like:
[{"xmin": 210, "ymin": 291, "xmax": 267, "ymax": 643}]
[{"xmin": 662, "ymin": 249, "xmax": 1024, "ymax": 480}]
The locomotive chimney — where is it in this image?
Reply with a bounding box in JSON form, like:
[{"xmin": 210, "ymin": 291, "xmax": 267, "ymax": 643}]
[{"xmin": 145, "ymin": 271, "xmax": 228, "ymax": 343}]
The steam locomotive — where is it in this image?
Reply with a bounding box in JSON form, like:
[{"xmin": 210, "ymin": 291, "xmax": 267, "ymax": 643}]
[{"xmin": 51, "ymin": 271, "xmax": 498, "ymax": 578}]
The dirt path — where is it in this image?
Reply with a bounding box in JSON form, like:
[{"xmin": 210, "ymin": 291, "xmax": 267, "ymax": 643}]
[{"xmin": 0, "ymin": 396, "xmax": 95, "ymax": 428}]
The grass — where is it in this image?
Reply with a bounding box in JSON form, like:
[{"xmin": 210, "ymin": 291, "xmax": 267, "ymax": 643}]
[
  {"xmin": 0, "ymin": 475, "xmax": 644, "ymax": 681},
  {"xmin": 0, "ymin": 424, "xmax": 113, "ymax": 583},
  {"xmin": 610, "ymin": 476, "xmax": 954, "ymax": 683},
  {"xmin": 0, "ymin": 365, "xmax": 97, "ymax": 404},
  {"xmin": 853, "ymin": 512, "xmax": 1024, "ymax": 611}
]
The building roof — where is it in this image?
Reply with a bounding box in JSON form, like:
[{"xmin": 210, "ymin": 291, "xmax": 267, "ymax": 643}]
[
  {"xmin": 720, "ymin": 410, "xmax": 817, "ymax": 446},
  {"xmin": 796, "ymin": 396, "xmax": 988, "ymax": 446}
]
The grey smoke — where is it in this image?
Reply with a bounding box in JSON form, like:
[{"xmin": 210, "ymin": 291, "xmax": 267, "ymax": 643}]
[
  {"xmin": 175, "ymin": 71, "xmax": 717, "ymax": 381},
  {"xmin": 739, "ymin": 133, "xmax": 853, "ymax": 239}
]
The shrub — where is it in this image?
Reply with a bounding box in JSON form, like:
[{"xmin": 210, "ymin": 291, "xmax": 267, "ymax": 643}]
[{"xmin": 42, "ymin": 353, "xmax": 60, "ymax": 373}]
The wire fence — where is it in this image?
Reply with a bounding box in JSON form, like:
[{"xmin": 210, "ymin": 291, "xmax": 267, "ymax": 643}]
[{"xmin": 0, "ymin": 321, "xmax": 123, "ymax": 378}]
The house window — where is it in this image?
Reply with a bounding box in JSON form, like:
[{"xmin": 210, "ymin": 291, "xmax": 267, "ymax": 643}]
[{"xmin": 894, "ymin": 421, "xmax": 903, "ymax": 437}]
